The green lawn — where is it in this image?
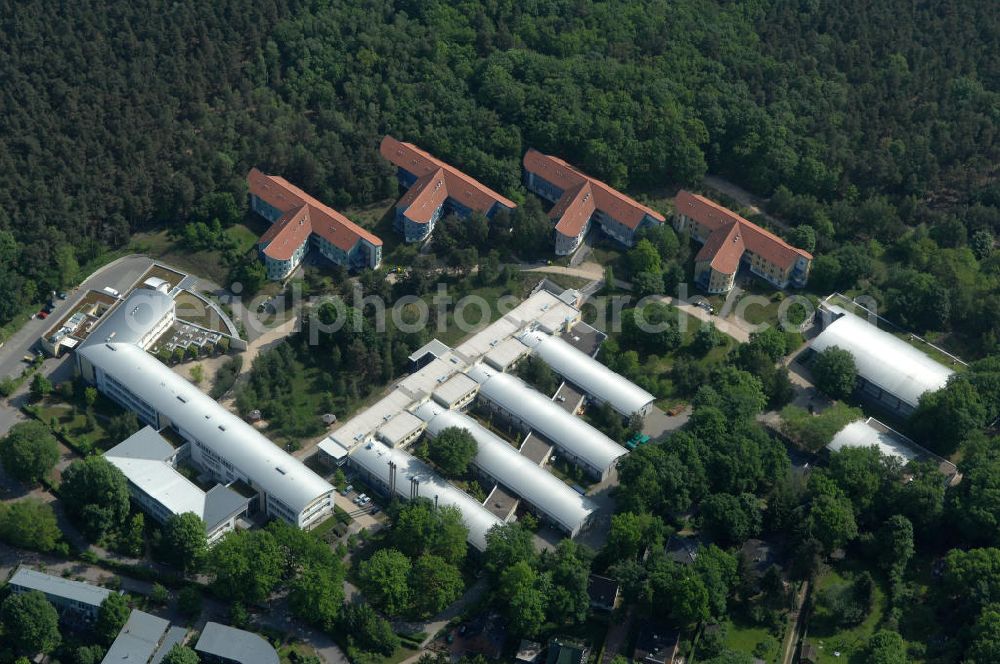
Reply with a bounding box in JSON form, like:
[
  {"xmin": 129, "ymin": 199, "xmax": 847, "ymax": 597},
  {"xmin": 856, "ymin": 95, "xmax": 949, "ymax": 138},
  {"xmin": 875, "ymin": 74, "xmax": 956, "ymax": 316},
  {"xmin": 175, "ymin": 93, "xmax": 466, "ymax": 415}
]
[
  {"xmin": 259, "ymin": 361, "xmax": 331, "ymax": 448},
  {"xmin": 779, "ymin": 402, "xmax": 864, "ymax": 452},
  {"xmin": 808, "ymin": 564, "xmax": 888, "ymax": 663},
  {"xmin": 722, "ymin": 616, "xmax": 781, "ymax": 663},
  {"xmin": 29, "ymin": 402, "xmax": 113, "ymax": 453},
  {"xmin": 598, "ymin": 304, "xmax": 737, "ymax": 408},
  {"xmin": 129, "ymin": 216, "xmax": 268, "ymax": 285}
]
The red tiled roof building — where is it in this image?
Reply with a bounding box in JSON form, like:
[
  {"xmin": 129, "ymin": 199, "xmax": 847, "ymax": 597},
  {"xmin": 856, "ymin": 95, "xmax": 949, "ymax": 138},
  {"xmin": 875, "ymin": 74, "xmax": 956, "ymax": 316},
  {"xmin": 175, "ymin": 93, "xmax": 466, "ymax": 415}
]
[
  {"xmin": 673, "ymin": 190, "xmax": 812, "ymax": 294},
  {"xmin": 379, "ymin": 136, "xmax": 517, "ymax": 243},
  {"xmin": 522, "ymin": 149, "xmax": 666, "ymax": 256},
  {"xmin": 247, "ymin": 169, "xmax": 383, "ymax": 281}
]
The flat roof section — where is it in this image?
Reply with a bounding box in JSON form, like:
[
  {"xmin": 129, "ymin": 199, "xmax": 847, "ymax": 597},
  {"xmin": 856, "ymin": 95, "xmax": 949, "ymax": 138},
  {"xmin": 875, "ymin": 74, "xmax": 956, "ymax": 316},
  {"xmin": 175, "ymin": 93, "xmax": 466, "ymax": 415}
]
[
  {"xmin": 408, "ymin": 339, "xmax": 452, "ymax": 364},
  {"xmin": 520, "ymin": 435, "xmax": 553, "ymax": 466},
  {"xmin": 554, "ymin": 382, "xmax": 586, "ymax": 415},
  {"xmin": 484, "ymin": 337, "xmax": 531, "ymax": 372},
  {"xmin": 433, "ymin": 373, "xmax": 480, "ymax": 408},
  {"xmin": 377, "ymin": 411, "xmax": 426, "ymax": 447},
  {"xmin": 484, "ymin": 485, "xmax": 519, "ymax": 520},
  {"xmin": 330, "ymin": 389, "xmax": 415, "ymax": 449},
  {"xmin": 561, "ymin": 322, "xmax": 605, "ymax": 358}
]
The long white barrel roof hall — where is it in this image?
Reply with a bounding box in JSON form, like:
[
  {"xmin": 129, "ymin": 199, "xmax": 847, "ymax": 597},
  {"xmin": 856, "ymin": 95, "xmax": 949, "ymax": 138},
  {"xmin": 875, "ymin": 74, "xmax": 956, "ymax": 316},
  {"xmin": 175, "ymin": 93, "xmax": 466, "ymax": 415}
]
[
  {"xmin": 77, "ymin": 342, "xmax": 333, "ymax": 523},
  {"xmin": 347, "ymin": 438, "xmax": 503, "ymax": 550},
  {"xmin": 415, "ymin": 402, "xmax": 595, "ymax": 536},
  {"xmin": 811, "ymin": 308, "xmax": 954, "ymax": 410},
  {"xmin": 519, "ymin": 329, "xmax": 655, "ymax": 417},
  {"xmin": 467, "ymin": 364, "xmax": 627, "ymax": 477}
]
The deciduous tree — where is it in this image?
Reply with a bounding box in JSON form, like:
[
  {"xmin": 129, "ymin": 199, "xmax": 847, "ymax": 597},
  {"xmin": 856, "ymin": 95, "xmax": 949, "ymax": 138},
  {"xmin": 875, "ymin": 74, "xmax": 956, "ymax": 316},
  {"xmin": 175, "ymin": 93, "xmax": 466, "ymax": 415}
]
[
  {"xmin": 0, "ymin": 420, "xmax": 60, "ymax": 484},
  {"xmin": 60, "ymin": 456, "xmax": 130, "ymax": 540}
]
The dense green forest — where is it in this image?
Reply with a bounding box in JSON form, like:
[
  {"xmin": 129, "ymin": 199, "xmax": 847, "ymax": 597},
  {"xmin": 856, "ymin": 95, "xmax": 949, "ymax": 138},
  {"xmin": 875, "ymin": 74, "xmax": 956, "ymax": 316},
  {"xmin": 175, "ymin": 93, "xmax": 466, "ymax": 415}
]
[{"xmin": 1, "ymin": 0, "xmax": 998, "ymax": 345}]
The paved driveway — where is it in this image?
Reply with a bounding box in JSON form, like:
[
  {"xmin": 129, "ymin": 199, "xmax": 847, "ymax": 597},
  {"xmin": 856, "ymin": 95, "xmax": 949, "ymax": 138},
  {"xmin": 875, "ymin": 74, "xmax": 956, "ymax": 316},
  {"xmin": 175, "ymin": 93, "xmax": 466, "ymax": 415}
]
[{"xmin": 0, "ymin": 255, "xmax": 153, "ymax": 385}]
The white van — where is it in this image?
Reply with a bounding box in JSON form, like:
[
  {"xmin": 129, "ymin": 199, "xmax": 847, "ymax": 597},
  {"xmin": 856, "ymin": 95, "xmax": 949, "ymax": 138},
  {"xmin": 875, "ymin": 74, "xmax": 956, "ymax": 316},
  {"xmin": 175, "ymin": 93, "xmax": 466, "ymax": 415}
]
[{"xmin": 102, "ymin": 286, "xmax": 121, "ymax": 298}]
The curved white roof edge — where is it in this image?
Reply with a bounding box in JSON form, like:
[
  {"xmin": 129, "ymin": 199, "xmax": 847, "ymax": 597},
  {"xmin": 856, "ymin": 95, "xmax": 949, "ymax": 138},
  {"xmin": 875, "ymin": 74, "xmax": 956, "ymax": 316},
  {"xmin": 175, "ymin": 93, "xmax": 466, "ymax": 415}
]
[
  {"xmin": 347, "ymin": 437, "xmax": 502, "ymax": 550},
  {"xmin": 79, "ymin": 343, "xmax": 332, "ymax": 518},
  {"xmin": 811, "ymin": 313, "xmax": 954, "ymax": 408},
  {"xmin": 415, "ymin": 402, "xmax": 595, "ymax": 534},
  {"xmin": 467, "ymin": 364, "xmax": 627, "ymax": 473},
  {"xmin": 519, "ymin": 329, "xmax": 654, "ymax": 416}
]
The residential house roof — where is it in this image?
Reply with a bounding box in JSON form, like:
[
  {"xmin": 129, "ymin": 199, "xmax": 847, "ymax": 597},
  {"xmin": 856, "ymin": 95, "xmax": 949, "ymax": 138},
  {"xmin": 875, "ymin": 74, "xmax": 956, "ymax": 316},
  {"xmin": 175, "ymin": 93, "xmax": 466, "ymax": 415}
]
[
  {"xmin": 740, "ymin": 538, "xmax": 782, "ymax": 577},
  {"xmin": 546, "ymin": 639, "xmax": 589, "ymax": 664},
  {"xmin": 523, "ymin": 149, "xmax": 665, "ymax": 236},
  {"xmin": 248, "ymin": 168, "xmax": 382, "ymax": 260},
  {"xmin": 380, "ymin": 135, "xmax": 516, "ymax": 223},
  {"xmin": 516, "ymin": 640, "xmax": 543, "ymax": 664},
  {"xmin": 664, "ymin": 534, "xmax": 700, "ymax": 565},
  {"xmin": 633, "ymin": 621, "xmax": 680, "ymax": 664},
  {"xmin": 675, "ymin": 190, "xmax": 812, "ymax": 272},
  {"xmin": 587, "ymin": 574, "xmax": 621, "ymax": 609}
]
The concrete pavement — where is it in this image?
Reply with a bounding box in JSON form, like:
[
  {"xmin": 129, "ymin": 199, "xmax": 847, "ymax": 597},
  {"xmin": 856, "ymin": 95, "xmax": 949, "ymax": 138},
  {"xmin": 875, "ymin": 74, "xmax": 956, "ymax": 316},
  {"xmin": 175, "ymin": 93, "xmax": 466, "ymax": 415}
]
[{"xmin": 0, "ymin": 255, "xmax": 153, "ymax": 436}]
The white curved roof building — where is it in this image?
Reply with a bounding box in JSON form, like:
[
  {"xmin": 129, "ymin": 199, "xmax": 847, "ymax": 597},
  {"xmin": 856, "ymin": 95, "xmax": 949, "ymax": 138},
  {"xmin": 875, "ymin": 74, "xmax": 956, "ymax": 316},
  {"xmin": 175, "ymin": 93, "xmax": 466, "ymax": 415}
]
[
  {"xmin": 76, "ymin": 289, "xmax": 333, "ymax": 529},
  {"xmin": 415, "ymin": 403, "xmax": 595, "ymax": 536},
  {"xmin": 811, "ymin": 310, "xmax": 954, "ymax": 413},
  {"xmin": 347, "ymin": 438, "xmax": 503, "ymax": 550},
  {"xmin": 519, "ymin": 329, "xmax": 655, "ymax": 417},
  {"xmin": 467, "ymin": 364, "xmax": 627, "ymax": 479}
]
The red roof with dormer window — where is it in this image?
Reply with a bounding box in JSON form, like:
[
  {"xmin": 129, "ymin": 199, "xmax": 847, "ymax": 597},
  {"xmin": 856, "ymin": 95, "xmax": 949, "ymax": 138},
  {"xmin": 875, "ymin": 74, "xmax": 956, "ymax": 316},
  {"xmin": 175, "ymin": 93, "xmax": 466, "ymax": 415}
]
[
  {"xmin": 522, "ymin": 149, "xmax": 666, "ymax": 237},
  {"xmin": 379, "ymin": 136, "xmax": 517, "ymax": 224},
  {"xmin": 247, "ymin": 169, "xmax": 382, "ymax": 261}
]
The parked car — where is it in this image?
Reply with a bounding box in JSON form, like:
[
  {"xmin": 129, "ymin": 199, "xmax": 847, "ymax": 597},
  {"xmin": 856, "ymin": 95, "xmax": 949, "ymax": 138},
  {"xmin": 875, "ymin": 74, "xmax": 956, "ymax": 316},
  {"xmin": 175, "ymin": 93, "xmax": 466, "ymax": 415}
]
[
  {"xmin": 58, "ymin": 292, "xmax": 68, "ymax": 300},
  {"xmin": 361, "ymin": 496, "xmax": 372, "ymax": 505},
  {"xmin": 370, "ymin": 506, "xmax": 381, "ymax": 515},
  {"xmin": 341, "ymin": 484, "xmax": 354, "ymax": 496},
  {"xmin": 37, "ymin": 310, "xmax": 48, "ymax": 319}
]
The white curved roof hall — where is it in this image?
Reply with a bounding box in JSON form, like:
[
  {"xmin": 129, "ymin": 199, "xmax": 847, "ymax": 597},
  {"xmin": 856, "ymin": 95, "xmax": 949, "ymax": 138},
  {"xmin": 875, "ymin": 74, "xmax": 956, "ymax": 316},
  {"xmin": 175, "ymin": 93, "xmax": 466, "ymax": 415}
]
[
  {"xmin": 520, "ymin": 329, "xmax": 655, "ymax": 417},
  {"xmin": 415, "ymin": 403, "xmax": 595, "ymax": 535},
  {"xmin": 78, "ymin": 342, "xmax": 333, "ymax": 520},
  {"xmin": 811, "ymin": 312, "xmax": 954, "ymax": 409},
  {"xmin": 348, "ymin": 438, "xmax": 503, "ymax": 550},
  {"xmin": 467, "ymin": 364, "xmax": 627, "ymax": 474}
]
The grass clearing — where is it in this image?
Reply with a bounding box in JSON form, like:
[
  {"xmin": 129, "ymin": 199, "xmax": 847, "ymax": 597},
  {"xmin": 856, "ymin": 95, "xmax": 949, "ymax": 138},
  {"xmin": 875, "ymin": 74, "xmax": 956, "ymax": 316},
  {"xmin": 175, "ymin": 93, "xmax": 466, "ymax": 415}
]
[
  {"xmin": 779, "ymin": 402, "xmax": 864, "ymax": 452},
  {"xmin": 807, "ymin": 562, "xmax": 887, "ymax": 663},
  {"xmin": 28, "ymin": 401, "xmax": 113, "ymax": 453},
  {"xmin": 722, "ymin": 615, "xmax": 781, "ymax": 662},
  {"xmin": 129, "ymin": 217, "xmax": 267, "ymax": 285}
]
